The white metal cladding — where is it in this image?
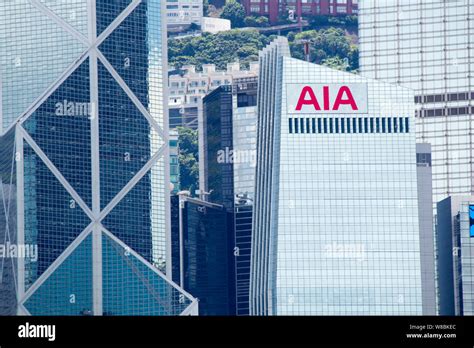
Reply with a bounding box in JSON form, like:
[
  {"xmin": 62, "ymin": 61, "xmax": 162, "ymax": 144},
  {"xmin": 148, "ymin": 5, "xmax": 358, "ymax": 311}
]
[
  {"xmin": 359, "ymin": 0, "xmax": 474, "ymax": 211},
  {"xmin": 250, "ymin": 37, "xmax": 290, "ymax": 315},
  {"xmin": 251, "ymin": 37, "xmax": 423, "ymax": 315}
]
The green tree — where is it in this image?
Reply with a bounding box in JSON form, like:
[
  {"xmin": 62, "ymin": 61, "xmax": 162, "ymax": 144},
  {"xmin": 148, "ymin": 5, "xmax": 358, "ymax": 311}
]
[
  {"xmin": 244, "ymin": 16, "xmax": 258, "ymax": 27},
  {"xmin": 321, "ymin": 56, "xmax": 349, "ymax": 71},
  {"xmin": 289, "ymin": 27, "xmax": 358, "ymax": 72},
  {"xmin": 168, "ymin": 29, "xmax": 273, "ymax": 70},
  {"xmin": 221, "ymin": 0, "xmax": 246, "ymax": 28},
  {"xmin": 287, "ymin": 31, "xmax": 296, "ymax": 42},
  {"xmin": 244, "ymin": 15, "xmax": 269, "ymax": 27},
  {"xmin": 176, "ymin": 127, "xmax": 199, "ymax": 195},
  {"xmin": 255, "ymin": 16, "xmax": 269, "ymax": 27},
  {"xmin": 236, "ymin": 44, "xmax": 258, "ymax": 60},
  {"xmin": 168, "ymin": 20, "xmax": 359, "ymax": 72},
  {"xmin": 309, "ymin": 14, "xmax": 358, "ymax": 29},
  {"xmin": 203, "ymin": 0, "xmax": 210, "ymax": 16},
  {"xmin": 328, "ymin": 15, "xmax": 358, "ymax": 27},
  {"xmin": 348, "ymin": 44, "xmax": 359, "ymax": 72},
  {"xmin": 309, "ymin": 15, "xmax": 330, "ymax": 27}
]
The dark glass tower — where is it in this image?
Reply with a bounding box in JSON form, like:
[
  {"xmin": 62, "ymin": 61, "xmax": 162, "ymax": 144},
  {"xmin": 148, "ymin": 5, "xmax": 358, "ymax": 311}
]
[
  {"xmin": 200, "ymin": 77, "xmax": 258, "ymax": 315},
  {"xmin": 437, "ymin": 196, "xmax": 474, "ymax": 316},
  {"xmin": 171, "ymin": 195, "xmax": 235, "ymax": 315},
  {"xmin": 202, "ymin": 85, "xmax": 235, "ymax": 210}
]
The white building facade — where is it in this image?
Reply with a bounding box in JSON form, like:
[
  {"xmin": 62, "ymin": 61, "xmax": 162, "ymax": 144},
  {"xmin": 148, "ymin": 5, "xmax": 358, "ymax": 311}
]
[
  {"xmin": 250, "ymin": 38, "xmax": 424, "ymax": 315},
  {"xmin": 359, "ymin": 0, "xmax": 474, "ymax": 209},
  {"xmin": 166, "ymin": 0, "xmax": 203, "ymax": 30},
  {"xmin": 202, "ymin": 17, "xmax": 231, "ymax": 34}
]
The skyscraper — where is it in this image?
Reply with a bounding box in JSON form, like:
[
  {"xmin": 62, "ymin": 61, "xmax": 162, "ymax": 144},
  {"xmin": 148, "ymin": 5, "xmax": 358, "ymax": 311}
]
[
  {"xmin": 416, "ymin": 143, "xmax": 437, "ymax": 315},
  {"xmin": 201, "ymin": 85, "xmax": 234, "ymax": 209},
  {"xmin": 0, "ymin": 0, "xmax": 197, "ymax": 315},
  {"xmin": 232, "ymin": 77, "xmax": 258, "ymax": 316},
  {"xmin": 171, "ymin": 194, "xmax": 235, "ymax": 315},
  {"xmin": 251, "ymin": 37, "xmax": 424, "ymax": 315},
  {"xmin": 359, "ymin": 0, "xmax": 474, "ymax": 209},
  {"xmin": 436, "ymin": 196, "xmax": 474, "ymax": 315},
  {"xmin": 200, "ymin": 77, "xmax": 258, "ymax": 315}
]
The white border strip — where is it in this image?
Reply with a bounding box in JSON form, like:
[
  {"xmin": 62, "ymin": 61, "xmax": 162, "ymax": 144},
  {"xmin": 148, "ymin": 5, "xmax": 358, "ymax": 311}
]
[
  {"xmin": 96, "ymin": 51, "xmax": 165, "ymax": 138},
  {"xmin": 101, "ymin": 228, "xmax": 196, "ymax": 304},
  {"xmin": 28, "ymin": 0, "xmax": 89, "ymax": 46},
  {"xmin": 20, "ymin": 226, "xmax": 94, "ymax": 304},
  {"xmin": 99, "ymin": 144, "xmax": 167, "ymax": 221}
]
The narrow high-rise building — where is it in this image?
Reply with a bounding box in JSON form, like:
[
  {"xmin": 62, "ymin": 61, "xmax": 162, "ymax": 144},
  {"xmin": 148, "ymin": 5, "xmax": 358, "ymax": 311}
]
[
  {"xmin": 359, "ymin": 0, "xmax": 474, "ymax": 209},
  {"xmin": 0, "ymin": 0, "xmax": 197, "ymax": 315},
  {"xmin": 250, "ymin": 37, "xmax": 424, "ymax": 315},
  {"xmin": 196, "ymin": 76, "xmax": 258, "ymax": 315},
  {"xmin": 436, "ymin": 196, "xmax": 474, "ymax": 315},
  {"xmin": 416, "ymin": 143, "xmax": 437, "ymax": 315},
  {"xmin": 232, "ymin": 77, "xmax": 258, "ymax": 316},
  {"xmin": 171, "ymin": 194, "xmax": 235, "ymax": 315}
]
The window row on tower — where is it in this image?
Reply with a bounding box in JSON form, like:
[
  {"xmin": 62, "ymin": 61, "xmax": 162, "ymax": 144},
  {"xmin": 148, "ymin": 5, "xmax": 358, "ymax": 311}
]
[{"xmin": 288, "ymin": 116, "xmax": 410, "ymax": 135}]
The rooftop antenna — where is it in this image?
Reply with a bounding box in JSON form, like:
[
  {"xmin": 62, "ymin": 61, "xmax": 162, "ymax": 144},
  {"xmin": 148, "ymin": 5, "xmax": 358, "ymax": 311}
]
[{"xmin": 296, "ymin": 39, "xmax": 312, "ymax": 62}]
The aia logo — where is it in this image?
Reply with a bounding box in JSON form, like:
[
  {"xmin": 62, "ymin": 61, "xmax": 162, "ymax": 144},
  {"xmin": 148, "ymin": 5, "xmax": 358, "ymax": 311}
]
[
  {"xmin": 288, "ymin": 83, "xmax": 368, "ymax": 114},
  {"xmin": 296, "ymin": 85, "xmax": 358, "ymax": 111}
]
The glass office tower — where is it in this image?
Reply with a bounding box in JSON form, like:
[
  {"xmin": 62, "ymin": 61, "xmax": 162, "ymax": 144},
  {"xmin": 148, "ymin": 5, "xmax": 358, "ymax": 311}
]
[
  {"xmin": 359, "ymin": 0, "xmax": 474, "ymax": 209},
  {"xmin": 171, "ymin": 195, "xmax": 235, "ymax": 315},
  {"xmin": 251, "ymin": 37, "xmax": 423, "ymax": 315},
  {"xmin": 0, "ymin": 130, "xmax": 17, "ymax": 315},
  {"xmin": 200, "ymin": 77, "xmax": 258, "ymax": 315},
  {"xmin": 0, "ymin": 0, "xmax": 197, "ymax": 315},
  {"xmin": 232, "ymin": 77, "xmax": 258, "ymax": 316},
  {"xmin": 436, "ymin": 196, "xmax": 474, "ymax": 315},
  {"xmin": 416, "ymin": 144, "xmax": 437, "ymax": 315}
]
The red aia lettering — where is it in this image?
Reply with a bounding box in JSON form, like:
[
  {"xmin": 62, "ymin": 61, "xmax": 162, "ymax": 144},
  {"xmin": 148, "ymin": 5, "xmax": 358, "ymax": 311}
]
[
  {"xmin": 333, "ymin": 86, "xmax": 358, "ymax": 111},
  {"xmin": 295, "ymin": 86, "xmax": 321, "ymax": 111},
  {"xmin": 295, "ymin": 85, "xmax": 359, "ymax": 111}
]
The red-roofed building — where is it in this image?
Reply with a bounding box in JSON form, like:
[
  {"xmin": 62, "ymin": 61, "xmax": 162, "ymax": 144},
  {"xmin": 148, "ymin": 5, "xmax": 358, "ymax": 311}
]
[{"xmin": 240, "ymin": 0, "xmax": 358, "ymax": 25}]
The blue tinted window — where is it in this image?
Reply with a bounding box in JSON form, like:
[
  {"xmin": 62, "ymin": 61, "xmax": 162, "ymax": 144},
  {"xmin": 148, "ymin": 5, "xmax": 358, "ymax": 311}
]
[{"xmin": 470, "ymin": 205, "xmax": 474, "ymax": 237}]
